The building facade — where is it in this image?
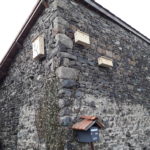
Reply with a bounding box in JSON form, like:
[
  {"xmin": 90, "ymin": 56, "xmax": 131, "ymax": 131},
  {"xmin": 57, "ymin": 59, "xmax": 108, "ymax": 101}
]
[{"xmin": 0, "ymin": 0, "xmax": 150, "ymax": 149}]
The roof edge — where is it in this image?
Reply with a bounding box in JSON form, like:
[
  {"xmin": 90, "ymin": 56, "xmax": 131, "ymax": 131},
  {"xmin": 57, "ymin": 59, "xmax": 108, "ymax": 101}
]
[
  {"xmin": 1, "ymin": 0, "xmax": 150, "ymax": 81},
  {"xmin": 0, "ymin": 0, "xmax": 46, "ymax": 81},
  {"xmin": 82, "ymin": 0, "xmax": 150, "ymax": 44}
]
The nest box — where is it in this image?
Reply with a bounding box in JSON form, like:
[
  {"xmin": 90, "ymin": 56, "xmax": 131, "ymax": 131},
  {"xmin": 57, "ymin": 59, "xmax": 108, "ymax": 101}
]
[
  {"xmin": 72, "ymin": 116, "xmax": 105, "ymax": 143},
  {"xmin": 74, "ymin": 30, "xmax": 90, "ymax": 46},
  {"xmin": 32, "ymin": 35, "xmax": 45, "ymax": 60},
  {"xmin": 98, "ymin": 56, "xmax": 113, "ymax": 67}
]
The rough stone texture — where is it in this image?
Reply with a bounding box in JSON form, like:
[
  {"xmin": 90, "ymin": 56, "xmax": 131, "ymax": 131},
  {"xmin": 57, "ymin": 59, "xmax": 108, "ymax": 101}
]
[
  {"xmin": 71, "ymin": 95, "xmax": 150, "ymax": 149},
  {"xmin": 17, "ymin": 105, "xmax": 45, "ymax": 149},
  {"xmin": 56, "ymin": 66, "xmax": 79, "ymax": 80},
  {"xmin": 55, "ymin": 0, "xmax": 150, "ymax": 149},
  {"xmin": 0, "ymin": 0, "xmax": 150, "ymax": 150},
  {"xmin": 0, "ymin": 1, "xmax": 68, "ymax": 150},
  {"xmin": 53, "ymin": 16, "xmax": 69, "ymax": 34},
  {"xmin": 60, "ymin": 79, "xmax": 79, "ymax": 88},
  {"xmin": 55, "ymin": 33, "xmax": 73, "ymax": 49},
  {"xmin": 58, "ymin": 52, "xmax": 77, "ymax": 60}
]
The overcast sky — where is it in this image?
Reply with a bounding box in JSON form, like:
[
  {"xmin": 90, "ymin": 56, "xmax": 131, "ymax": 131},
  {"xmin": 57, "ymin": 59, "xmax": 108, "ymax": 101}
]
[
  {"xmin": 0, "ymin": 0, "xmax": 150, "ymax": 63},
  {"xmin": 96, "ymin": 0, "xmax": 150, "ymax": 37},
  {"xmin": 0, "ymin": 0, "xmax": 37, "ymax": 63}
]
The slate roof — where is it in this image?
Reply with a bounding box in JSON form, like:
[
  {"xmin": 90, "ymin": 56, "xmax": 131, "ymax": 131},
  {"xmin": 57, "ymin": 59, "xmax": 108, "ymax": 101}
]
[{"xmin": 0, "ymin": 0, "xmax": 150, "ymax": 82}]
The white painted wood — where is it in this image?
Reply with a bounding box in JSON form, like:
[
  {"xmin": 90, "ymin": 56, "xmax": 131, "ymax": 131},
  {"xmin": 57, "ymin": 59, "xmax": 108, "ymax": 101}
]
[
  {"xmin": 98, "ymin": 56, "xmax": 113, "ymax": 67},
  {"xmin": 32, "ymin": 35, "xmax": 45, "ymax": 59},
  {"xmin": 74, "ymin": 30, "xmax": 90, "ymax": 46}
]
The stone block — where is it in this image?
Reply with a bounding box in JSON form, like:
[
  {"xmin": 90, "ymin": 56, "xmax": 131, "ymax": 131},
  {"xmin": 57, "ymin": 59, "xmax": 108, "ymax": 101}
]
[
  {"xmin": 114, "ymin": 54, "xmax": 121, "ymax": 60},
  {"xmin": 53, "ymin": 17, "xmax": 69, "ymax": 34},
  {"xmin": 75, "ymin": 91, "xmax": 84, "ymax": 98},
  {"xmin": 115, "ymin": 41, "xmax": 120, "ymax": 45},
  {"xmin": 55, "ymin": 34, "xmax": 73, "ymax": 49},
  {"xmin": 97, "ymin": 47, "xmax": 106, "ymax": 54},
  {"xmin": 58, "ymin": 89, "xmax": 72, "ymax": 97},
  {"xmin": 56, "ymin": 66, "xmax": 79, "ymax": 80},
  {"xmin": 59, "ymin": 108, "xmax": 72, "ymax": 116},
  {"xmin": 60, "ymin": 79, "xmax": 79, "ymax": 88},
  {"xmin": 146, "ymin": 76, "xmax": 150, "ymax": 81},
  {"xmin": 58, "ymin": 99, "xmax": 71, "ymax": 109},
  {"xmin": 53, "ymin": 17, "xmax": 69, "ymax": 28},
  {"xmin": 52, "ymin": 0, "xmax": 69, "ymax": 10},
  {"xmin": 63, "ymin": 58, "xmax": 70, "ymax": 67},
  {"xmin": 58, "ymin": 99, "xmax": 66, "ymax": 108},
  {"xmin": 58, "ymin": 52, "xmax": 77, "ymax": 60},
  {"xmin": 106, "ymin": 50, "xmax": 113, "ymax": 58},
  {"xmin": 52, "ymin": 24, "xmax": 65, "ymax": 35},
  {"xmin": 60, "ymin": 116, "xmax": 72, "ymax": 126}
]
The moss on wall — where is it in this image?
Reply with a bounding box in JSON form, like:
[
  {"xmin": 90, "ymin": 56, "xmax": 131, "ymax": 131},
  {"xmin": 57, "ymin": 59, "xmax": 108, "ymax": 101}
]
[{"xmin": 36, "ymin": 78, "xmax": 67, "ymax": 150}]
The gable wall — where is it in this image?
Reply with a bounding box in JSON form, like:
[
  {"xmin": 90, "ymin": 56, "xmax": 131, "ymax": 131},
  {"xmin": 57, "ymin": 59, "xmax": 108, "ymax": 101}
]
[
  {"xmin": 0, "ymin": 0, "xmax": 150, "ymax": 150},
  {"xmin": 54, "ymin": 0, "xmax": 150, "ymax": 149}
]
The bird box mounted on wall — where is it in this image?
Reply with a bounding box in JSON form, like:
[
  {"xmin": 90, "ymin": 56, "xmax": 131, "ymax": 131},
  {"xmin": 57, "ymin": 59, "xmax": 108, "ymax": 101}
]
[
  {"xmin": 72, "ymin": 116, "xmax": 105, "ymax": 143},
  {"xmin": 74, "ymin": 30, "xmax": 90, "ymax": 46},
  {"xmin": 32, "ymin": 35, "xmax": 45, "ymax": 59},
  {"xmin": 98, "ymin": 56, "xmax": 113, "ymax": 67}
]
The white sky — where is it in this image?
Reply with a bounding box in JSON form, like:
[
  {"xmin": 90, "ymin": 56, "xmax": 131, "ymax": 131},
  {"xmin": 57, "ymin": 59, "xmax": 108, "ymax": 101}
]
[
  {"xmin": 96, "ymin": 0, "xmax": 150, "ymax": 37},
  {"xmin": 0, "ymin": 0, "xmax": 37, "ymax": 63},
  {"xmin": 0, "ymin": 0, "xmax": 150, "ymax": 63}
]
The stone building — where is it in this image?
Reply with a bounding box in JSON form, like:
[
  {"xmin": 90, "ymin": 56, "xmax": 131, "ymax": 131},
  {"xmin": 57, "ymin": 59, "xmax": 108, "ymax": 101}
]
[{"xmin": 0, "ymin": 0, "xmax": 150, "ymax": 149}]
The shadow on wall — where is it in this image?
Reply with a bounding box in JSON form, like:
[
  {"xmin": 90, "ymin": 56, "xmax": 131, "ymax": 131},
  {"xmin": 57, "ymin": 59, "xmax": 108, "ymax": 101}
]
[{"xmin": 0, "ymin": 140, "xmax": 3, "ymax": 150}]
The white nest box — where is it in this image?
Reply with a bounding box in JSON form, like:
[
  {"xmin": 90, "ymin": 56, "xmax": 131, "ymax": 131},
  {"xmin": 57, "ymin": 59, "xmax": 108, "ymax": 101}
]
[
  {"xmin": 74, "ymin": 30, "xmax": 90, "ymax": 46},
  {"xmin": 32, "ymin": 35, "xmax": 45, "ymax": 59},
  {"xmin": 98, "ymin": 56, "xmax": 113, "ymax": 67}
]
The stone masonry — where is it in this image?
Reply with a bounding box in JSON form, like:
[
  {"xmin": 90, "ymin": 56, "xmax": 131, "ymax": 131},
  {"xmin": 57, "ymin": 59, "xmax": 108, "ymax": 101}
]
[{"xmin": 0, "ymin": 0, "xmax": 150, "ymax": 150}]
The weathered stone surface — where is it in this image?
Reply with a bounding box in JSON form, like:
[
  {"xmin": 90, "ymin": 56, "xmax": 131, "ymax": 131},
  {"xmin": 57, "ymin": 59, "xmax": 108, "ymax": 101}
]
[
  {"xmin": 60, "ymin": 79, "xmax": 79, "ymax": 88},
  {"xmin": 0, "ymin": 0, "xmax": 150, "ymax": 150},
  {"xmin": 53, "ymin": 16, "xmax": 69, "ymax": 28},
  {"xmin": 56, "ymin": 66, "xmax": 79, "ymax": 80},
  {"xmin": 53, "ymin": 16, "xmax": 69, "ymax": 34},
  {"xmin": 75, "ymin": 90, "xmax": 84, "ymax": 98},
  {"xmin": 58, "ymin": 89, "xmax": 72, "ymax": 97},
  {"xmin": 106, "ymin": 50, "xmax": 113, "ymax": 58},
  {"xmin": 63, "ymin": 58, "xmax": 70, "ymax": 67},
  {"xmin": 60, "ymin": 116, "xmax": 72, "ymax": 126},
  {"xmin": 97, "ymin": 47, "xmax": 106, "ymax": 54},
  {"xmin": 0, "ymin": 2, "xmax": 65, "ymax": 150},
  {"xmin": 58, "ymin": 99, "xmax": 72, "ymax": 109},
  {"xmin": 55, "ymin": 34, "xmax": 73, "ymax": 49},
  {"xmin": 52, "ymin": 0, "xmax": 69, "ymax": 10},
  {"xmin": 17, "ymin": 105, "xmax": 44, "ymax": 150},
  {"xmin": 58, "ymin": 52, "xmax": 77, "ymax": 60}
]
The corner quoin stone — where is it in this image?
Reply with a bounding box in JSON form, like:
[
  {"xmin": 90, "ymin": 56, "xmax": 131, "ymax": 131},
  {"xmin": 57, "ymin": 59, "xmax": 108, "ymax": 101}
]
[
  {"xmin": 53, "ymin": 17, "xmax": 69, "ymax": 28},
  {"xmin": 53, "ymin": 17, "xmax": 69, "ymax": 34},
  {"xmin": 56, "ymin": 66, "xmax": 79, "ymax": 80},
  {"xmin": 55, "ymin": 34, "xmax": 73, "ymax": 49}
]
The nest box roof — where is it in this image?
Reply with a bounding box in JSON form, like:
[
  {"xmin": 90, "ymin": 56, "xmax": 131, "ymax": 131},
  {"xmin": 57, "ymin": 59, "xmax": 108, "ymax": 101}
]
[{"xmin": 72, "ymin": 116, "xmax": 105, "ymax": 131}]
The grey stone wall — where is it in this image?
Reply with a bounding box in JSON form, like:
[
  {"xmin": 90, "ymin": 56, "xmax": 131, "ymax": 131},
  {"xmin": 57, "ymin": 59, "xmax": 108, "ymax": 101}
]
[
  {"xmin": 0, "ymin": 0, "xmax": 65, "ymax": 149},
  {"xmin": 54, "ymin": 0, "xmax": 150, "ymax": 149},
  {"xmin": 0, "ymin": 0, "xmax": 150, "ymax": 150}
]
